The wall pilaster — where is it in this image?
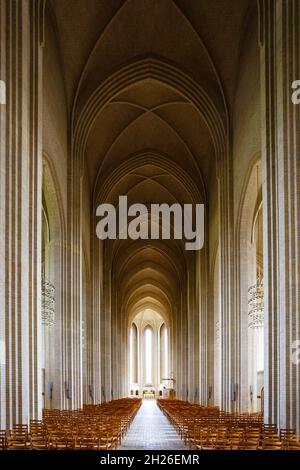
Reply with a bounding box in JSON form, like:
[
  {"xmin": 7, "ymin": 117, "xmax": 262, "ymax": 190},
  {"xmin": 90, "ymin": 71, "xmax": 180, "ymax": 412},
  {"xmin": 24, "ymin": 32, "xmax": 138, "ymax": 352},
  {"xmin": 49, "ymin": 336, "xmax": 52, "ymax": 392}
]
[{"xmin": 259, "ymin": 0, "xmax": 300, "ymax": 430}]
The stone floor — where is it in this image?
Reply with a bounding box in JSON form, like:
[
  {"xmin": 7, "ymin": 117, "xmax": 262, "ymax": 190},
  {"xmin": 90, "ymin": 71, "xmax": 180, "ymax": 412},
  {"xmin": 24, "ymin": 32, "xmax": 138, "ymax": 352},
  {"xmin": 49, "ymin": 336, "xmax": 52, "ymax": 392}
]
[{"xmin": 118, "ymin": 399, "xmax": 187, "ymax": 450}]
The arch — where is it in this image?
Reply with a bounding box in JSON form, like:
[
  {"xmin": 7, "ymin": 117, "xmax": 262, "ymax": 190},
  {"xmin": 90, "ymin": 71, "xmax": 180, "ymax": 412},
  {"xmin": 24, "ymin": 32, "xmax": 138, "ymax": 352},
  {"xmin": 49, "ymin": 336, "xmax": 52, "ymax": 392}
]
[
  {"xmin": 42, "ymin": 153, "xmax": 66, "ymax": 243},
  {"xmin": 128, "ymin": 300, "xmax": 170, "ymax": 327},
  {"xmin": 235, "ymin": 155, "xmax": 263, "ymax": 412}
]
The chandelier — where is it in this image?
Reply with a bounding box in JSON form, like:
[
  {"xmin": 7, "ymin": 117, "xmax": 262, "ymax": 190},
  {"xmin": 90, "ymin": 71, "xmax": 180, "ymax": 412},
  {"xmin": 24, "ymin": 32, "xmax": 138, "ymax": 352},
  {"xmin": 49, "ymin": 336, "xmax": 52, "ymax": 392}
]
[
  {"xmin": 248, "ymin": 276, "xmax": 264, "ymax": 329},
  {"xmin": 42, "ymin": 278, "xmax": 55, "ymax": 326}
]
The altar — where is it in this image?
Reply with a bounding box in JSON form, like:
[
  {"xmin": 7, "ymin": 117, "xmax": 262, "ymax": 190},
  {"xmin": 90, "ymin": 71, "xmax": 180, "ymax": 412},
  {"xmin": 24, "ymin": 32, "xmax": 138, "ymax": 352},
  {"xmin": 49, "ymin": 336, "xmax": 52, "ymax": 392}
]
[{"xmin": 143, "ymin": 388, "xmax": 155, "ymax": 399}]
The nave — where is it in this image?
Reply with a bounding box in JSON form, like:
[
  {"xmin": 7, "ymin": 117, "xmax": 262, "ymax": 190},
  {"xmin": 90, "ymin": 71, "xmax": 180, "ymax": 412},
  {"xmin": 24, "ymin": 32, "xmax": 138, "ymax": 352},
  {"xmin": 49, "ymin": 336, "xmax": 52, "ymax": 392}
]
[{"xmin": 0, "ymin": 0, "xmax": 300, "ymax": 448}]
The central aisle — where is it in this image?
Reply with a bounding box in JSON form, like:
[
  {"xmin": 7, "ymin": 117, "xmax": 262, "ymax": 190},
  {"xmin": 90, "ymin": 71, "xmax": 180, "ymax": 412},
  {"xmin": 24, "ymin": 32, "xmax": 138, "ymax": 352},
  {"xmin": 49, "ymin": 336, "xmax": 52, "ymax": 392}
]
[{"xmin": 118, "ymin": 400, "xmax": 187, "ymax": 450}]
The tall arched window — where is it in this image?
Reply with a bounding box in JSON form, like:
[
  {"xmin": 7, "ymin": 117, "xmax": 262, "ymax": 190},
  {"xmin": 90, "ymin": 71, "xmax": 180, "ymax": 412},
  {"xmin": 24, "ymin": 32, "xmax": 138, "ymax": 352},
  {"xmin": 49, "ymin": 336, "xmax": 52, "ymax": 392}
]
[
  {"xmin": 164, "ymin": 325, "xmax": 168, "ymax": 378},
  {"xmin": 130, "ymin": 323, "xmax": 138, "ymax": 384},
  {"xmin": 160, "ymin": 323, "xmax": 169, "ymax": 381},
  {"xmin": 145, "ymin": 326, "xmax": 153, "ymax": 385}
]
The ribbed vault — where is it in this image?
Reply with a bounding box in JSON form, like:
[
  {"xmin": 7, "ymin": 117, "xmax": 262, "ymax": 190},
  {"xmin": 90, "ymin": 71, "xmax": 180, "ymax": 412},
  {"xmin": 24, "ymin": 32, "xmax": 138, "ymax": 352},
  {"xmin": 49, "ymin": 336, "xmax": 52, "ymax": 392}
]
[{"xmin": 47, "ymin": 0, "xmax": 254, "ymax": 402}]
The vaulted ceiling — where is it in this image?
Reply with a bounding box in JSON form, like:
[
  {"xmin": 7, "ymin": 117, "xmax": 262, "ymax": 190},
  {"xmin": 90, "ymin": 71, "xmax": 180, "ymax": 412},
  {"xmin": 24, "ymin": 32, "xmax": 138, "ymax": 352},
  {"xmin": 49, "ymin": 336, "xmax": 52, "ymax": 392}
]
[{"xmin": 49, "ymin": 0, "xmax": 254, "ymax": 322}]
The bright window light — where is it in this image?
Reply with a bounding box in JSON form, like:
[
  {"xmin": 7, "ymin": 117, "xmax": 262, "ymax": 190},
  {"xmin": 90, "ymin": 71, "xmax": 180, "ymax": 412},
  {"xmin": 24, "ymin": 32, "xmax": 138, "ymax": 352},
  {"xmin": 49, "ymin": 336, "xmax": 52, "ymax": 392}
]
[
  {"xmin": 130, "ymin": 326, "xmax": 133, "ymax": 384},
  {"xmin": 145, "ymin": 327, "xmax": 152, "ymax": 384},
  {"xmin": 164, "ymin": 326, "xmax": 168, "ymax": 378},
  {"xmin": 0, "ymin": 80, "xmax": 6, "ymax": 105}
]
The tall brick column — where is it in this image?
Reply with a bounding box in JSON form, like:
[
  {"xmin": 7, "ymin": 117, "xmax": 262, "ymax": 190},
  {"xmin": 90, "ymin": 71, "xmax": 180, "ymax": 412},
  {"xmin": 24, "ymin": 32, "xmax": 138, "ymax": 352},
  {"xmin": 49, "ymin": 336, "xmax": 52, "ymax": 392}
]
[
  {"xmin": 259, "ymin": 0, "xmax": 300, "ymax": 430},
  {"xmin": 0, "ymin": 0, "xmax": 44, "ymax": 427}
]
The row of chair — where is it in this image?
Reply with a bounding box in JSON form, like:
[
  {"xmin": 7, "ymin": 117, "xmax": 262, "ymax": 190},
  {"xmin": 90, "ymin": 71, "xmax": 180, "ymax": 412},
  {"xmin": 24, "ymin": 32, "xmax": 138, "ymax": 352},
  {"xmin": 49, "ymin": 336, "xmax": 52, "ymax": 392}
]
[
  {"xmin": 0, "ymin": 398, "xmax": 141, "ymax": 450},
  {"xmin": 157, "ymin": 398, "xmax": 300, "ymax": 450}
]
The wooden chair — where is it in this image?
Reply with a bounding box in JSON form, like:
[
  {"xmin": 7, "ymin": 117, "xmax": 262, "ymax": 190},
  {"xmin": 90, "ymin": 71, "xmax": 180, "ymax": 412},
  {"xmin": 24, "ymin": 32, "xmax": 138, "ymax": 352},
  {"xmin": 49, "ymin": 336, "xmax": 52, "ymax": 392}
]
[
  {"xmin": 74, "ymin": 434, "xmax": 100, "ymax": 450},
  {"xmin": 0, "ymin": 398, "xmax": 144, "ymax": 452},
  {"xmin": 283, "ymin": 435, "xmax": 300, "ymax": 450},
  {"xmin": 262, "ymin": 436, "xmax": 282, "ymax": 450},
  {"xmin": 12, "ymin": 424, "xmax": 28, "ymax": 438},
  {"xmin": 227, "ymin": 431, "xmax": 243, "ymax": 450},
  {"xmin": 30, "ymin": 434, "xmax": 51, "ymax": 450},
  {"xmin": 0, "ymin": 430, "xmax": 7, "ymax": 450},
  {"xmin": 6, "ymin": 436, "xmax": 28, "ymax": 450},
  {"xmin": 214, "ymin": 431, "xmax": 227, "ymax": 450},
  {"xmin": 280, "ymin": 428, "xmax": 296, "ymax": 448},
  {"xmin": 240, "ymin": 429, "xmax": 261, "ymax": 450},
  {"xmin": 50, "ymin": 432, "xmax": 74, "ymax": 450}
]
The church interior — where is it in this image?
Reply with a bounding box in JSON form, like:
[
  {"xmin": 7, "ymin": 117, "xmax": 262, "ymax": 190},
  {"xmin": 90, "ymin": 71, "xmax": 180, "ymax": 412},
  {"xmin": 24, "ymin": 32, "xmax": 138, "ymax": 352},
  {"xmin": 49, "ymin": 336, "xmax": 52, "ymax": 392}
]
[{"xmin": 0, "ymin": 0, "xmax": 299, "ymax": 451}]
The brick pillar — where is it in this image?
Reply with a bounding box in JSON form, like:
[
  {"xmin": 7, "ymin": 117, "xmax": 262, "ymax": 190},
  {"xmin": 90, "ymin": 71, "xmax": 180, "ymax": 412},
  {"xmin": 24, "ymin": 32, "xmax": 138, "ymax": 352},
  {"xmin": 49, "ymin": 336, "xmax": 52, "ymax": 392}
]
[
  {"xmin": 0, "ymin": 0, "xmax": 44, "ymax": 427},
  {"xmin": 259, "ymin": 0, "xmax": 300, "ymax": 430}
]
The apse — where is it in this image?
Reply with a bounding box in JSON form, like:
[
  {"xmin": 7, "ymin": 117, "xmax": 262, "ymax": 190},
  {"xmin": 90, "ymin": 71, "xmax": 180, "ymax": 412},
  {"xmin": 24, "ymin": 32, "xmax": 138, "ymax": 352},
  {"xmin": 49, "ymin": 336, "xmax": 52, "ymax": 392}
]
[{"xmin": 129, "ymin": 309, "xmax": 170, "ymax": 396}]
